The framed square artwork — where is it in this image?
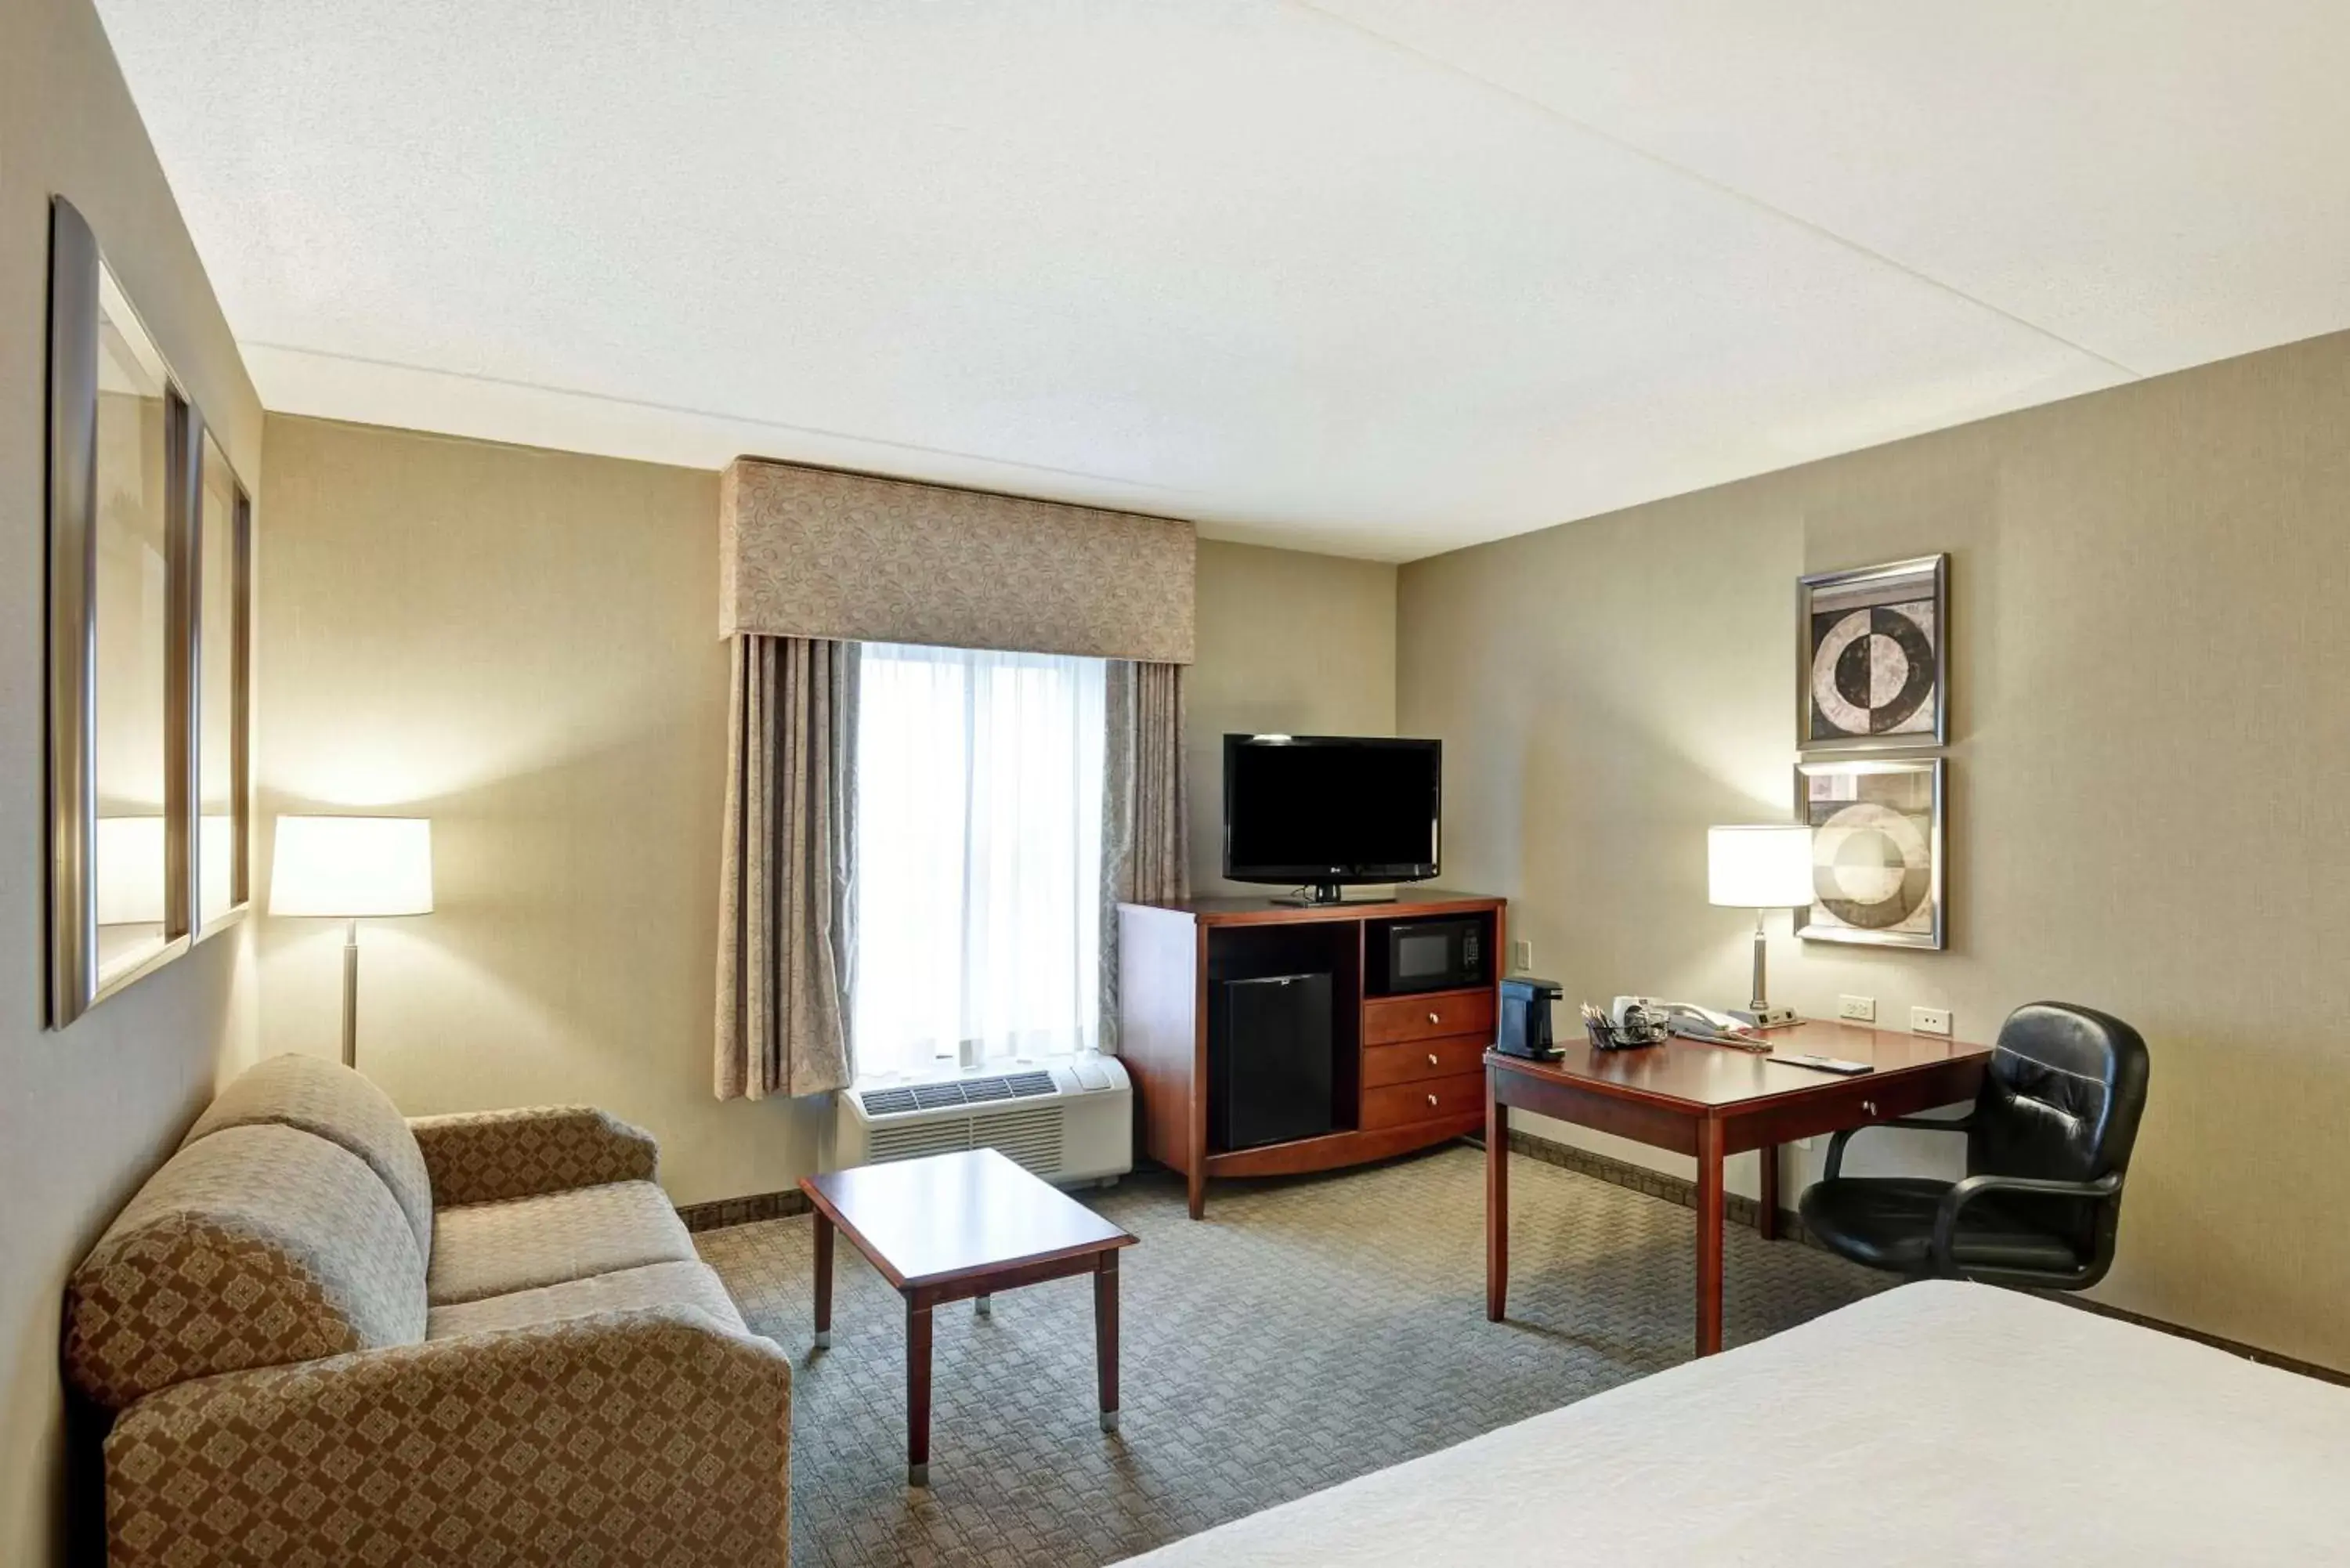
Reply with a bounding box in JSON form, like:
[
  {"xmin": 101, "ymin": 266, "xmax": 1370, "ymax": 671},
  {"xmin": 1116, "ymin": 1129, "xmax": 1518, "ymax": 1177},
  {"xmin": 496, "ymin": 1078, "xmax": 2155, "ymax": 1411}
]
[
  {"xmin": 1795, "ymin": 758, "xmax": 1945, "ymax": 951},
  {"xmin": 1798, "ymin": 554, "xmax": 1946, "ymax": 750}
]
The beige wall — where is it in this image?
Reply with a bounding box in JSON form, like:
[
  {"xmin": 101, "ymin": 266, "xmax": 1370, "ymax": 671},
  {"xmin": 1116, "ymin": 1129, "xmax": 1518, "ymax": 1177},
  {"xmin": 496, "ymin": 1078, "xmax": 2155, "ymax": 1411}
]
[
  {"xmin": 255, "ymin": 416, "xmax": 830, "ymax": 1207},
  {"xmin": 1190, "ymin": 540, "xmax": 1399, "ymax": 893},
  {"xmin": 0, "ymin": 0, "xmax": 265, "ymax": 1561},
  {"xmin": 1399, "ymin": 327, "xmax": 2350, "ymax": 1371},
  {"xmin": 252, "ymin": 450, "xmax": 1397, "ymax": 1205}
]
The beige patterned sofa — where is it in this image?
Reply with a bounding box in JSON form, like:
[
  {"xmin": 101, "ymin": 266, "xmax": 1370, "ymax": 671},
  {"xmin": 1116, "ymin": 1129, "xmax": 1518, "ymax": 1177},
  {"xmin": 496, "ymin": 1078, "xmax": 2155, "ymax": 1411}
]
[{"xmin": 63, "ymin": 1053, "xmax": 790, "ymax": 1566}]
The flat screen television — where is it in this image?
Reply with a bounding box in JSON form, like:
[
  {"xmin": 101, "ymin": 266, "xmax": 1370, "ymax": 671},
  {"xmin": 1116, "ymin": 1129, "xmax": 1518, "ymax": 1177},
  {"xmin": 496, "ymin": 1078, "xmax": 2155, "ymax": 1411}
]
[{"xmin": 1223, "ymin": 734, "xmax": 1440, "ymax": 905}]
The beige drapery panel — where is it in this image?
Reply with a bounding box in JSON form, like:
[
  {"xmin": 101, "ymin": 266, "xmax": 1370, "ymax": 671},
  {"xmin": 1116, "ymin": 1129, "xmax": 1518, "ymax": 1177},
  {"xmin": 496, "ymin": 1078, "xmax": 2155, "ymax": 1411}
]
[
  {"xmin": 715, "ymin": 634, "xmax": 857, "ymax": 1100},
  {"xmin": 720, "ymin": 459, "xmax": 1195, "ymax": 664},
  {"xmin": 1100, "ymin": 660, "xmax": 1188, "ymax": 1051}
]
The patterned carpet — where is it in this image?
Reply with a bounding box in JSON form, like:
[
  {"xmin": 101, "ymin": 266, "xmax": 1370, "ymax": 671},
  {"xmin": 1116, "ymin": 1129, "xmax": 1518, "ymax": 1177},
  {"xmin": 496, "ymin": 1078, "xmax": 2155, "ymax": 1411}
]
[{"xmin": 696, "ymin": 1142, "xmax": 1890, "ymax": 1568}]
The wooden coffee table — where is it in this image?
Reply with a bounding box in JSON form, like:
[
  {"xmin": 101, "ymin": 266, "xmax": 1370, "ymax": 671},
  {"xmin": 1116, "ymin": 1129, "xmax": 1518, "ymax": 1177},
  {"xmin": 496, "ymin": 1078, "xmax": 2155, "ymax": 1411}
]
[{"xmin": 799, "ymin": 1147, "xmax": 1137, "ymax": 1487}]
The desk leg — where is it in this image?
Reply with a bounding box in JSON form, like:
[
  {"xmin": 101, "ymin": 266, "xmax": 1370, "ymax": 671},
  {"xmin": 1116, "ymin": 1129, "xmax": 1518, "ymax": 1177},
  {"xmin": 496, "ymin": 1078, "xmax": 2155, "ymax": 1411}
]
[
  {"xmin": 1095, "ymin": 1252, "xmax": 1120, "ymax": 1433},
  {"xmin": 1756, "ymin": 1143, "xmax": 1780, "ymax": 1241},
  {"xmin": 1695, "ymin": 1118, "xmax": 1724, "ymax": 1357},
  {"xmin": 906, "ymin": 1295, "xmax": 933, "ymax": 1487},
  {"xmin": 1486, "ymin": 1081, "xmax": 1509, "ymax": 1323},
  {"xmin": 813, "ymin": 1212, "xmax": 834, "ymax": 1349}
]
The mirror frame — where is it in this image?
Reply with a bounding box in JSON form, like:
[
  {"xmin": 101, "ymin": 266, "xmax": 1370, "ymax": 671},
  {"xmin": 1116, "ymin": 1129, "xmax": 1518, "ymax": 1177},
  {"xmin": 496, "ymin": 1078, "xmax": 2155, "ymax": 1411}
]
[
  {"xmin": 191, "ymin": 424, "xmax": 254, "ymax": 942},
  {"xmin": 47, "ymin": 196, "xmax": 215, "ymax": 1025}
]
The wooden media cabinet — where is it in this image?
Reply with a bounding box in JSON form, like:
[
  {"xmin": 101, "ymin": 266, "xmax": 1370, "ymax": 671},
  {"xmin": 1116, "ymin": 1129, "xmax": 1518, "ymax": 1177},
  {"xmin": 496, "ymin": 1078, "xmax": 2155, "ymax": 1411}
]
[{"xmin": 1115, "ymin": 891, "xmax": 1506, "ymax": 1218}]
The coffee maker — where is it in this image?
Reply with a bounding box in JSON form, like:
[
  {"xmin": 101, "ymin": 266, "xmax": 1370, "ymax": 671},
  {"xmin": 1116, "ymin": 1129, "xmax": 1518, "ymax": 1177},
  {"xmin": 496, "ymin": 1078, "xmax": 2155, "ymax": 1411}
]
[{"xmin": 1494, "ymin": 975, "xmax": 1564, "ymax": 1061}]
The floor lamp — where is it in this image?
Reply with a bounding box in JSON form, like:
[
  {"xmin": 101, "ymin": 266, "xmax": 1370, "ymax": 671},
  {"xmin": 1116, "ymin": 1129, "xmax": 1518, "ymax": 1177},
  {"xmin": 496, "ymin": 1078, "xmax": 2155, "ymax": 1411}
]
[{"xmin": 269, "ymin": 815, "xmax": 434, "ymax": 1068}]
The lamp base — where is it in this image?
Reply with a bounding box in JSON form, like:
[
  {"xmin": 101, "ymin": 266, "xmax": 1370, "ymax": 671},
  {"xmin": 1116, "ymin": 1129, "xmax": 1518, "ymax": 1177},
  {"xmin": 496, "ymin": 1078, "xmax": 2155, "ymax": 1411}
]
[{"xmin": 1734, "ymin": 1005, "xmax": 1803, "ymax": 1030}]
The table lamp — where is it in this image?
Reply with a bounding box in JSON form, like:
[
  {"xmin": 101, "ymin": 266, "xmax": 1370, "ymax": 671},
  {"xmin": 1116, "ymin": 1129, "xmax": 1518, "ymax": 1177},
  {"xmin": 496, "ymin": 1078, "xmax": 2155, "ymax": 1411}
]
[
  {"xmin": 1707, "ymin": 825, "xmax": 1813, "ymax": 1029},
  {"xmin": 269, "ymin": 815, "xmax": 433, "ymax": 1068}
]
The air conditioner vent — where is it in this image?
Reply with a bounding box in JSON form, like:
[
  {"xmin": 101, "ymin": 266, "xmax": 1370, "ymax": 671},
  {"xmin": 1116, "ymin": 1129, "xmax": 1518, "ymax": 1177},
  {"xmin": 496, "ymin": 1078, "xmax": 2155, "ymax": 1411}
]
[
  {"xmin": 837, "ymin": 1057, "xmax": 1129, "ymax": 1186},
  {"xmin": 858, "ymin": 1070, "xmax": 1061, "ymax": 1118},
  {"xmin": 973, "ymin": 1105, "xmax": 1065, "ymax": 1177},
  {"xmin": 869, "ymin": 1118, "xmax": 977, "ymax": 1165}
]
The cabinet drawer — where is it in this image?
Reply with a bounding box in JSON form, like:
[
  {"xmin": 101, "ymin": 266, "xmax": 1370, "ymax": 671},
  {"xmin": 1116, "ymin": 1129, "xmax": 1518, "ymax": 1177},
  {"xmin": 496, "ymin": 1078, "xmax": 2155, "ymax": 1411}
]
[
  {"xmin": 1364, "ymin": 1032, "xmax": 1491, "ymax": 1089},
  {"xmin": 1365, "ymin": 988, "xmax": 1495, "ymax": 1046},
  {"xmin": 1362, "ymin": 1070, "xmax": 1487, "ymax": 1131}
]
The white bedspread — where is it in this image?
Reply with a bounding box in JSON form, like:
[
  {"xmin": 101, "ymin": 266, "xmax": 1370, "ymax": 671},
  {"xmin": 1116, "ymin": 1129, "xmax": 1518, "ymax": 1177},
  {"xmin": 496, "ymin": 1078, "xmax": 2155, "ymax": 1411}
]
[{"xmin": 1119, "ymin": 1282, "xmax": 2350, "ymax": 1566}]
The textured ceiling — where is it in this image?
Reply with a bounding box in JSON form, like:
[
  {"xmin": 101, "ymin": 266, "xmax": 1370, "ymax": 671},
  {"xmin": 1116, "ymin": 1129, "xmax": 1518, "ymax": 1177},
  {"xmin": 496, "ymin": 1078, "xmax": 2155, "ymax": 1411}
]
[{"xmin": 96, "ymin": 1, "xmax": 2350, "ymax": 559}]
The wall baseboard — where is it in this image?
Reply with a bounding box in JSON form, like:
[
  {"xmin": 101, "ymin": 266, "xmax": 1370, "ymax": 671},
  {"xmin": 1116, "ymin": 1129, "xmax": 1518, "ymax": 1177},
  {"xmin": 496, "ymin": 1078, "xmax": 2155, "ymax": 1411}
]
[
  {"xmin": 1501, "ymin": 1127, "xmax": 1803, "ymax": 1237},
  {"xmin": 675, "ymin": 1187, "xmax": 810, "ymax": 1233},
  {"xmin": 681, "ymin": 1140, "xmax": 2348, "ymax": 1386},
  {"xmin": 1498, "ymin": 1127, "xmax": 2350, "ymax": 1387}
]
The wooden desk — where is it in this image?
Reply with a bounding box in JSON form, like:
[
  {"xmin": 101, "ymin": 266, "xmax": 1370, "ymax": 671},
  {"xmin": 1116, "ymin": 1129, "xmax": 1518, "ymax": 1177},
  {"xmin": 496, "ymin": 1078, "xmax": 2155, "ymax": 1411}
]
[
  {"xmin": 1484, "ymin": 1023, "xmax": 1990, "ymax": 1357},
  {"xmin": 801, "ymin": 1149, "xmax": 1137, "ymax": 1487}
]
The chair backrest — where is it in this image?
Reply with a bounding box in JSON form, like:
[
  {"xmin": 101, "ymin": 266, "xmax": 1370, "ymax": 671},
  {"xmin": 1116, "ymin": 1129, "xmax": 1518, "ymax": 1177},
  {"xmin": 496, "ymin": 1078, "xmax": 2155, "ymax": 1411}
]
[
  {"xmin": 63, "ymin": 1123, "xmax": 428, "ymax": 1411},
  {"xmin": 1971, "ymin": 1002, "xmax": 2150, "ymax": 1186},
  {"xmin": 182, "ymin": 1051, "xmax": 436, "ymax": 1260}
]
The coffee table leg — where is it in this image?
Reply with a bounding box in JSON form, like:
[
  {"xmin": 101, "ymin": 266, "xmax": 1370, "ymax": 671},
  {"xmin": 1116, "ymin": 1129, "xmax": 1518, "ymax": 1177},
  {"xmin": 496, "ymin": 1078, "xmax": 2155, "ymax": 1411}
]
[
  {"xmin": 1095, "ymin": 1252, "xmax": 1120, "ymax": 1433},
  {"xmin": 907, "ymin": 1295, "xmax": 932, "ymax": 1487},
  {"xmin": 813, "ymin": 1212, "xmax": 834, "ymax": 1349}
]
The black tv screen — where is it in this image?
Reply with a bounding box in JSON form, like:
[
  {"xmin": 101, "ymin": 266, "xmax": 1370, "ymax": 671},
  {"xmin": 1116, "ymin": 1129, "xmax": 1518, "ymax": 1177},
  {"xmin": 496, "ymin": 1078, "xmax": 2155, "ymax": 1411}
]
[{"xmin": 1223, "ymin": 735, "xmax": 1440, "ymax": 887}]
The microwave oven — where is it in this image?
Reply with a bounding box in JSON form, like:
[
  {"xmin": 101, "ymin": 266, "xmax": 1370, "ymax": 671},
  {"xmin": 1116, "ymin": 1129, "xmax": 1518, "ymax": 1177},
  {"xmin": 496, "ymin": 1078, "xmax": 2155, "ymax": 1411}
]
[{"xmin": 1370, "ymin": 916, "xmax": 1488, "ymax": 995}]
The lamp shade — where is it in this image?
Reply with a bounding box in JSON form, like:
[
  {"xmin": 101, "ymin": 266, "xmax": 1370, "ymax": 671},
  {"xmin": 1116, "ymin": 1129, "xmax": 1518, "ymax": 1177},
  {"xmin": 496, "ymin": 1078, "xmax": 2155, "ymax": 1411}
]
[
  {"xmin": 1708, "ymin": 825, "xmax": 1813, "ymax": 909},
  {"xmin": 269, "ymin": 816, "xmax": 434, "ymax": 917}
]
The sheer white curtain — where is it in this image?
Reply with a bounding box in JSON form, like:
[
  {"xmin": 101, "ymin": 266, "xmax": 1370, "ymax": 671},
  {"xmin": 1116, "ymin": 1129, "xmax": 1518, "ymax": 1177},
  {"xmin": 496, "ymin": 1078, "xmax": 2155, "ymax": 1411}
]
[{"xmin": 851, "ymin": 642, "xmax": 1105, "ymax": 1081}]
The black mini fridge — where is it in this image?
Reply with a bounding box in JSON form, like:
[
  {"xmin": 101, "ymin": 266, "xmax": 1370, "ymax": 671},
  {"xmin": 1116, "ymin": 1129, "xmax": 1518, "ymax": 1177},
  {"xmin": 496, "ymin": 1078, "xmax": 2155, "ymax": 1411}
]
[{"xmin": 1213, "ymin": 971, "xmax": 1334, "ymax": 1151}]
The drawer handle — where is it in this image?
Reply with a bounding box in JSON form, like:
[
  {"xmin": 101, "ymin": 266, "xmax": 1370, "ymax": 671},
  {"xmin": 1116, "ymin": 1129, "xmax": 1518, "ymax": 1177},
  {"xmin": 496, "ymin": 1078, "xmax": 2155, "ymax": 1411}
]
[
  {"xmin": 1863, "ymin": 1099, "xmax": 1879, "ymax": 1117},
  {"xmin": 1426, "ymin": 1052, "xmax": 1440, "ymax": 1066},
  {"xmin": 1427, "ymin": 1010, "xmax": 1441, "ymax": 1025},
  {"xmin": 1426, "ymin": 1093, "xmax": 1440, "ymax": 1107}
]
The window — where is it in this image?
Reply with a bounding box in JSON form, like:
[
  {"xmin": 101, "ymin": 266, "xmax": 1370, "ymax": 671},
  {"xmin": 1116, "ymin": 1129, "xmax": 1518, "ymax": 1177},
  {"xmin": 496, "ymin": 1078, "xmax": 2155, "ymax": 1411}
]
[{"xmin": 851, "ymin": 643, "xmax": 1105, "ymax": 1081}]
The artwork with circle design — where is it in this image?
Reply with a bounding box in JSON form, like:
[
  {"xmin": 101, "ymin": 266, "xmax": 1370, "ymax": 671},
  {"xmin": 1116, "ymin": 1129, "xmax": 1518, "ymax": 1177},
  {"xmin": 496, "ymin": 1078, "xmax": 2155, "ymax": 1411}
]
[
  {"xmin": 1796, "ymin": 759, "xmax": 1944, "ymax": 949},
  {"xmin": 1800, "ymin": 556, "xmax": 1945, "ymax": 748}
]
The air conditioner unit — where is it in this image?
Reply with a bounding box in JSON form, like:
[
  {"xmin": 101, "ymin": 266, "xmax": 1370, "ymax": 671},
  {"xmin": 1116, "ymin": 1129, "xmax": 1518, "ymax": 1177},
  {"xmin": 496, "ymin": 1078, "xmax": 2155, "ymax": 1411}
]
[{"xmin": 835, "ymin": 1055, "xmax": 1133, "ymax": 1186}]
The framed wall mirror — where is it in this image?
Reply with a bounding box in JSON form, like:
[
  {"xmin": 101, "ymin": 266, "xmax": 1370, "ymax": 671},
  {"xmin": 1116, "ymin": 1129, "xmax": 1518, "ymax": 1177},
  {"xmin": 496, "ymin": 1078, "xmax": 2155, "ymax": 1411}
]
[
  {"xmin": 193, "ymin": 428, "xmax": 252, "ymax": 937},
  {"xmin": 48, "ymin": 196, "xmax": 220, "ymax": 1026}
]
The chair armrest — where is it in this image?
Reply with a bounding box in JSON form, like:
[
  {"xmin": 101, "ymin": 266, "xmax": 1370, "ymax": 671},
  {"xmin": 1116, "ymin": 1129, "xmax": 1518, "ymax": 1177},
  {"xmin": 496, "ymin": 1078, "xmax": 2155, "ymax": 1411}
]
[
  {"xmin": 1822, "ymin": 1115, "xmax": 1975, "ymax": 1178},
  {"xmin": 1929, "ymin": 1170, "xmax": 2124, "ymax": 1275},
  {"xmin": 407, "ymin": 1105, "xmax": 658, "ymax": 1205},
  {"xmin": 104, "ymin": 1306, "xmax": 789, "ymax": 1568}
]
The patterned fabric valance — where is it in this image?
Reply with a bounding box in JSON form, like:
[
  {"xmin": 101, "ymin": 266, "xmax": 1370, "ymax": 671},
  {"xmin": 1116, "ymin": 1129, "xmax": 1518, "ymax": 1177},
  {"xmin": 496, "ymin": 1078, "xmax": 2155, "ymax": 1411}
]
[{"xmin": 720, "ymin": 459, "xmax": 1196, "ymax": 664}]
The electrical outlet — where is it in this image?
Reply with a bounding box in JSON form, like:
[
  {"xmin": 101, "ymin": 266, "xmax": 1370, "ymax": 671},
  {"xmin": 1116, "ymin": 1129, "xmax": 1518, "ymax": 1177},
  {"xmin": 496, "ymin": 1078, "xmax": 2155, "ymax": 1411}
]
[
  {"xmin": 1796, "ymin": 1136, "xmax": 1817, "ymax": 1151},
  {"xmin": 1911, "ymin": 1006, "xmax": 1952, "ymax": 1037},
  {"xmin": 1837, "ymin": 995, "xmax": 1876, "ymax": 1023},
  {"xmin": 1510, "ymin": 939, "xmax": 1532, "ymax": 973}
]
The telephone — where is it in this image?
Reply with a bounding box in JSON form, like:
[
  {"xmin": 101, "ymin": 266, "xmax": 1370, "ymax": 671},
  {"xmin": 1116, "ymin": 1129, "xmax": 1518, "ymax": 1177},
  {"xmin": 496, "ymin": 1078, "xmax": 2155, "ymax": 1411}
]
[{"xmin": 1610, "ymin": 997, "xmax": 1755, "ymax": 1042}]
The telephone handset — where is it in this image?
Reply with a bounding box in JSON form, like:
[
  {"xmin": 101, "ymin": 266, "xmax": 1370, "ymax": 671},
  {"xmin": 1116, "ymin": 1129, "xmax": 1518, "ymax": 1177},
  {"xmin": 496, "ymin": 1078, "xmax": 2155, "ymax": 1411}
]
[{"xmin": 1610, "ymin": 996, "xmax": 1757, "ymax": 1042}]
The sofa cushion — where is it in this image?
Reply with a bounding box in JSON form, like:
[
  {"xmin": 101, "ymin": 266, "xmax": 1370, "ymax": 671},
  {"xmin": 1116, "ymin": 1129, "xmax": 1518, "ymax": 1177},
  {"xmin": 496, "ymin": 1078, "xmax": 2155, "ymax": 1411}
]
[
  {"xmin": 65, "ymin": 1125, "xmax": 428, "ymax": 1411},
  {"xmin": 183, "ymin": 1052, "xmax": 435, "ymax": 1260},
  {"xmin": 426, "ymin": 1180, "xmax": 696, "ymax": 1306},
  {"xmin": 427, "ymin": 1259, "xmax": 748, "ymax": 1339}
]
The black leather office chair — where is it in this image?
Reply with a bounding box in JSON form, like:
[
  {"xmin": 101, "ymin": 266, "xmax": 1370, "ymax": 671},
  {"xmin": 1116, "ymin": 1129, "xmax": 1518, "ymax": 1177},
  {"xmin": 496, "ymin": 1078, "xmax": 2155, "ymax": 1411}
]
[{"xmin": 1798, "ymin": 1002, "xmax": 2149, "ymax": 1290}]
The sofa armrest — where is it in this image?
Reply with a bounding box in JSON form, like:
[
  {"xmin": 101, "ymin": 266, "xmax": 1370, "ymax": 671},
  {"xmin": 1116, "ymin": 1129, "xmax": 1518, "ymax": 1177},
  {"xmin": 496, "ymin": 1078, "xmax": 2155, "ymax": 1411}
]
[
  {"xmin": 105, "ymin": 1306, "xmax": 790, "ymax": 1568},
  {"xmin": 407, "ymin": 1105, "xmax": 658, "ymax": 1205}
]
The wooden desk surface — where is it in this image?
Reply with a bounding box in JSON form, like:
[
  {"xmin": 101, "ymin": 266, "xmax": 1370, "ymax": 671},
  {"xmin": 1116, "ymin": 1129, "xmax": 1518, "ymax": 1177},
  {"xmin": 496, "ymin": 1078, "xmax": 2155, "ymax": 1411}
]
[
  {"xmin": 1495, "ymin": 1021, "xmax": 1991, "ymax": 1111},
  {"xmin": 801, "ymin": 1148, "xmax": 1134, "ymax": 1292}
]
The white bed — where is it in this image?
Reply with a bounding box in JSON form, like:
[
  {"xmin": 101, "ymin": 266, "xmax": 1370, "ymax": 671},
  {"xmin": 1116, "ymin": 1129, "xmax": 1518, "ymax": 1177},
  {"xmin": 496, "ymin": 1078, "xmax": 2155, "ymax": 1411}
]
[{"xmin": 1120, "ymin": 1282, "xmax": 2350, "ymax": 1566}]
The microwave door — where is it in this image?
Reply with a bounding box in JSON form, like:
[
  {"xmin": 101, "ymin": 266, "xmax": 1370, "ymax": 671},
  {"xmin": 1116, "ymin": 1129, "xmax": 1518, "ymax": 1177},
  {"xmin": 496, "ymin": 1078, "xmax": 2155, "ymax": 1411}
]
[{"xmin": 1395, "ymin": 930, "xmax": 1452, "ymax": 986}]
